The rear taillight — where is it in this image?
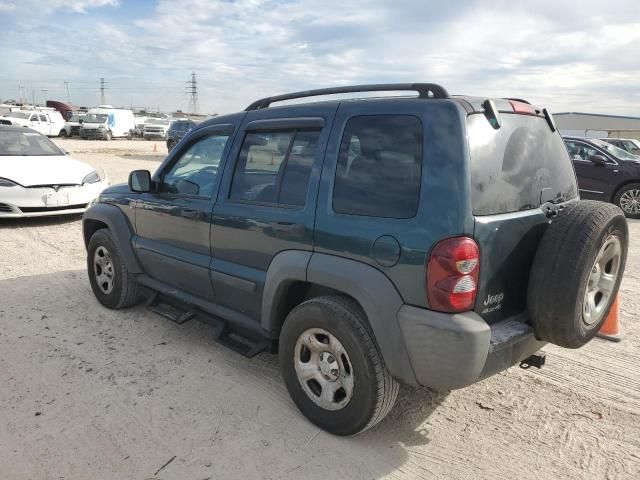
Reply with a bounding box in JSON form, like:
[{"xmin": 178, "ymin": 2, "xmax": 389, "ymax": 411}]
[{"xmin": 426, "ymin": 237, "xmax": 480, "ymax": 313}]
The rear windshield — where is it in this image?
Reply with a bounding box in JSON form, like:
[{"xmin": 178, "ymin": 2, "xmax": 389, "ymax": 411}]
[{"xmin": 468, "ymin": 114, "xmax": 577, "ymax": 215}]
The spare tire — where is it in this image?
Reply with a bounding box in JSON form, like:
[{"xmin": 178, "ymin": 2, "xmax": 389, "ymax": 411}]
[{"xmin": 528, "ymin": 200, "xmax": 628, "ymax": 348}]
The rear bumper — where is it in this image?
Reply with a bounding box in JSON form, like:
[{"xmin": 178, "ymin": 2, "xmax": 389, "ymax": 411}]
[{"xmin": 397, "ymin": 305, "xmax": 545, "ymax": 390}]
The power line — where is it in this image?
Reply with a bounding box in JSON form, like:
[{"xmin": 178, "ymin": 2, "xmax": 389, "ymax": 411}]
[{"xmin": 186, "ymin": 72, "xmax": 199, "ymax": 114}]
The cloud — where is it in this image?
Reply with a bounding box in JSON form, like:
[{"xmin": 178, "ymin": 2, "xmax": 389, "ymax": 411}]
[{"xmin": 0, "ymin": 0, "xmax": 639, "ymax": 115}]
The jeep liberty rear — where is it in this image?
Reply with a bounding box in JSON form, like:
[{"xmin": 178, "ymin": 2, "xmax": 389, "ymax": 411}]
[{"xmin": 83, "ymin": 84, "xmax": 628, "ymax": 436}]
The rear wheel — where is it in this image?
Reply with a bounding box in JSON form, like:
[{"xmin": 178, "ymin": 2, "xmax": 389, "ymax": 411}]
[
  {"xmin": 87, "ymin": 229, "xmax": 140, "ymax": 309},
  {"xmin": 59, "ymin": 129, "xmax": 67, "ymax": 138},
  {"xmin": 279, "ymin": 296, "xmax": 398, "ymax": 436},
  {"xmin": 614, "ymin": 183, "xmax": 640, "ymax": 219},
  {"xmin": 528, "ymin": 201, "xmax": 628, "ymax": 348}
]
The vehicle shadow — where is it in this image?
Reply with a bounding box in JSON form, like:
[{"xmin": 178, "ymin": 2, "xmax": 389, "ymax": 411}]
[
  {"xmin": 0, "ymin": 214, "xmax": 83, "ymax": 229},
  {"xmin": 0, "ymin": 269, "xmax": 445, "ymax": 479}
]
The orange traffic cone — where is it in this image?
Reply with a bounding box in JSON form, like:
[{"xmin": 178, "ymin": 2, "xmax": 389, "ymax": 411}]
[
  {"xmin": 597, "ymin": 295, "xmax": 624, "ymax": 342},
  {"xmin": 153, "ymin": 143, "xmax": 157, "ymax": 152}
]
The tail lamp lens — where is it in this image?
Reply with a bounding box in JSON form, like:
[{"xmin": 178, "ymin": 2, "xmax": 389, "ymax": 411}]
[{"xmin": 427, "ymin": 237, "xmax": 480, "ymax": 313}]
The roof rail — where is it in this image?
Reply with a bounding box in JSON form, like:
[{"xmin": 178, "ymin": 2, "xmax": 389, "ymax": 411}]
[{"xmin": 245, "ymin": 83, "xmax": 449, "ymax": 111}]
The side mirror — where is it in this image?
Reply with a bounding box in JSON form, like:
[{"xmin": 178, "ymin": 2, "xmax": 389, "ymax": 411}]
[
  {"xmin": 589, "ymin": 154, "xmax": 607, "ymax": 166},
  {"xmin": 129, "ymin": 170, "xmax": 152, "ymax": 192}
]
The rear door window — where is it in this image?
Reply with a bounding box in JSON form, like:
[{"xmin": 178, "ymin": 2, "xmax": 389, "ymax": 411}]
[
  {"xmin": 468, "ymin": 114, "xmax": 578, "ymax": 215},
  {"xmin": 230, "ymin": 129, "xmax": 319, "ymax": 207},
  {"xmin": 332, "ymin": 115, "xmax": 422, "ymax": 218}
]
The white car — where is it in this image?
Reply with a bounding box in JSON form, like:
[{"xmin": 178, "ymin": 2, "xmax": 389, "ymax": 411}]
[
  {"xmin": 0, "ymin": 109, "xmax": 65, "ymax": 137},
  {"xmin": 0, "ymin": 126, "xmax": 108, "ymax": 218}
]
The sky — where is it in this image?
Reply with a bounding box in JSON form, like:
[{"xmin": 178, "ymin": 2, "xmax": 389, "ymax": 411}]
[{"xmin": 0, "ymin": 0, "xmax": 638, "ymax": 115}]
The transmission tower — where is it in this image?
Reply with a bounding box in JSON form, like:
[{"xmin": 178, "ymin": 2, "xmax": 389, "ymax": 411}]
[
  {"xmin": 100, "ymin": 77, "xmax": 106, "ymax": 104},
  {"xmin": 18, "ymin": 84, "xmax": 26, "ymax": 104},
  {"xmin": 186, "ymin": 72, "xmax": 200, "ymax": 114},
  {"xmin": 64, "ymin": 81, "xmax": 72, "ymax": 103}
]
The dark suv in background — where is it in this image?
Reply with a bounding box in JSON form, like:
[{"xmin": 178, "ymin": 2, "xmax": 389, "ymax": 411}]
[
  {"xmin": 82, "ymin": 84, "xmax": 628, "ymax": 435},
  {"xmin": 166, "ymin": 119, "xmax": 196, "ymax": 152},
  {"xmin": 564, "ymin": 136, "xmax": 640, "ymax": 218}
]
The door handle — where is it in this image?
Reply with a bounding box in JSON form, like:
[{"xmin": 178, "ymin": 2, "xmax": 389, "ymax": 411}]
[
  {"xmin": 272, "ymin": 222, "xmax": 305, "ymax": 234},
  {"xmin": 182, "ymin": 208, "xmax": 202, "ymax": 219}
]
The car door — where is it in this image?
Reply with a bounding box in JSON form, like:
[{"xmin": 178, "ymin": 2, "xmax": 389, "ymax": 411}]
[
  {"xmin": 210, "ymin": 103, "xmax": 337, "ymax": 321},
  {"xmin": 39, "ymin": 114, "xmax": 51, "ymax": 136},
  {"xmin": 565, "ymin": 140, "xmax": 618, "ymax": 200},
  {"xmin": 134, "ymin": 124, "xmax": 236, "ymax": 300},
  {"xmin": 28, "ymin": 114, "xmax": 44, "ymax": 135}
]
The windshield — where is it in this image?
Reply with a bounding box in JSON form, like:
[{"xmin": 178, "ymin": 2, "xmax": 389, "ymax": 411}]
[
  {"xmin": 0, "ymin": 129, "xmax": 63, "ymax": 156},
  {"xmin": 591, "ymin": 139, "xmax": 640, "ymax": 160},
  {"xmin": 84, "ymin": 114, "xmax": 108, "ymax": 123},
  {"xmin": 145, "ymin": 118, "xmax": 169, "ymax": 125},
  {"xmin": 6, "ymin": 111, "xmax": 31, "ymax": 119},
  {"xmin": 70, "ymin": 115, "xmax": 84, "ymax": 122}
]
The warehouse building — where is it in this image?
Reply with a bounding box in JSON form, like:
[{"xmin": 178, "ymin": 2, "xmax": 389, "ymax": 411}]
[{"xmin": 555, "ymin": 112, "xmax": 640, "ymax": 139}]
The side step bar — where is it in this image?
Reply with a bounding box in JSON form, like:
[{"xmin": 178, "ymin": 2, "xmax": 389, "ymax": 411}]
[{"xmin": 145, "ymin": 291, "xmax": 275, "ymax": 358}]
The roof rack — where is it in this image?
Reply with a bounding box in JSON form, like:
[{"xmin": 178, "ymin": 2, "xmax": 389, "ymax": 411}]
[{"xmin": 245, "ymin": 83, "xmax": 449, "ymax": 111}]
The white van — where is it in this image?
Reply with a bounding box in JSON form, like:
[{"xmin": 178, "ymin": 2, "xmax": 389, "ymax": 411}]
[
  {"xmin": 0, "ymin": 109, "xmax": 65, "ymax": 137},
  {"xmin": 79, "ymin": 106, "xmax": 135, "ymax": 140}
]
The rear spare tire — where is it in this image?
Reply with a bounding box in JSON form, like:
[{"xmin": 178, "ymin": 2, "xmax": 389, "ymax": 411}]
[{"xmin": 528, "ymin": 201, "xmax": 628, "ymax": 348}]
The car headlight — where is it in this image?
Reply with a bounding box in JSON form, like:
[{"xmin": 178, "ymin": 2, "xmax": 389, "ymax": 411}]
[
  {"xmin": 0, "ymin": 177, "xmax": 20, "ymax": 187},
  {"xmin": 82, "ymin": 170, "xmax": 106, "ymax": 184}
]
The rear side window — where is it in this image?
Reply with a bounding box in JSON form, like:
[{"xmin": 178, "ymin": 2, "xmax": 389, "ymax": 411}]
[
  {"xmin": 333, "ymin": 115, "xmax": 422, "ymax": 218},
  {"xmin": 468, "ymin": 114, "xmax": 578, "ymax": 215},
  {"xmin": 230, "ymin": 129, "xmax": 319, "ymax": 207}
]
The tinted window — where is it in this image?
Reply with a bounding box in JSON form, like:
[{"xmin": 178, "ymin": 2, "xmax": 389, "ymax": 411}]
[
  {"xmin": 469, "ymin": 114, "xmax": 578, "ymax": 215},
  {"xmin": 333, "ymin": 115, "xmax": 422, "ymax": 218},
  {"xmin": 39, "ymin": 115, "xmax": 48, "ymax": 122},
  {"xmin": 230, "ymin": 129, "xmax": 319, "ymax": 206},
  {"xmin": 160, "ymin": 134, "xmax": 229, "ymax": 197}
]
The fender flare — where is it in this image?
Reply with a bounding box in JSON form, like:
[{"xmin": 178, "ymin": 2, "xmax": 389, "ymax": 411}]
[
  {"xmin": 262, "ymin": 251, "xmax": 417, "ymax": 385},
  {"xmin": 82, "ymin": 203, "xmax": 143, "ymax": 273}
]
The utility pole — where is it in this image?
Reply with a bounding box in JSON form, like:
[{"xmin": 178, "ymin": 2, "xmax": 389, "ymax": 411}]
[
  {"xmin": 32, "ymin": 89, "xmax": 36, "ymax": 106},
  {"xmin": 186, "ymin": 72, "xmax": 199, "ymax": 114},
  {"xmin": 41, "ymin": 88, "xmax": 48, "ymax": 105},
  {"xmin": 18, "ymin": 84, "xmax": 25, "ymax": 104},
  {"xmin": 64, "ymin": 81, "xmax": 72, "ymax": 103},
  {"xmin": 100, "ymin": 77, "xmax": 106, "ymax": 105}
]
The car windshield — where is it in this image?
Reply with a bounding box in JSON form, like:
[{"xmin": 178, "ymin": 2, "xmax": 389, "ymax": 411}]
[
  {"xmin": 591, "ymin": 139, "xmax": 640, "ymax": 160},
  {"xmin": 145, "ymin": 118, "xmax": 169, "ymax": 125},
  {"xmin": 5, "ymin": 111, "xmax": 31, "ymax": 119},
  {"xmin": 70, "ymin": 115, "xmax": 84, "ymax": 122},
  {"xmin": 84, "ymin": 114, "xmax": 108, "ymax": 123},
  {"xmin": 0, "ymin": 129, "xmax": 63, "ymax": 156}
]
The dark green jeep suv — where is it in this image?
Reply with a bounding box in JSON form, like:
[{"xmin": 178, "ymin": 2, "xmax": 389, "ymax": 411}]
[{"xmin": 83, "ymin": 84, "xmax": 628, "ymax": 435}]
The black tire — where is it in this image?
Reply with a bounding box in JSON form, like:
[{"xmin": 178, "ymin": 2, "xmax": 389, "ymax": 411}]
[
  {"xmin": 167, "ymin": 140, "xmax": 175, "ymax": 152},
  {"xmin": 279, "ymin": 295, "xmax": 399, "ymax": 436},
  {"xmin": 528, "ymin": 201, "xmax": 628, "ymax": 348},
  {"xmin": 104, "ymin": 130, "xmax": 112, "ymax": 141},
  {"xmin": 613, "ymin": 183, "xmax": 640, "ymax": 219},
  {"xmin": 59, "ymin": 129, "xmax": 67, "ymax": 138},
  {"xmin": 87, "ymin": 229, "xmax": 140, "ymax": 309}
]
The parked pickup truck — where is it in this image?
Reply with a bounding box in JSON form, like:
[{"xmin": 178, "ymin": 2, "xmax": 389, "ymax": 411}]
[
  {"xmin": 0, "ymin": 109, "xmax": 65, "ymax": 137},
  {"xmin": 82, "ymin": 83, "xmax": 628, "ymax": 436}
]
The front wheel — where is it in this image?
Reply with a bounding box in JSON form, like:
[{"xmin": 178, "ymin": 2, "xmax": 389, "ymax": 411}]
[
  {"xmin": 279, "ymin": 296, "xmax": 399, "ymax": 436},
  {"xmin": 614, "ymin": 183, "xmax": 640, "ymax": 219},
  {"xmin": 87, "ymin": 229, "xmax": 140, "ymax": 309},
  {"xmin": 104, "ymin": 130, "xmax": 112, "ymax": 141}
]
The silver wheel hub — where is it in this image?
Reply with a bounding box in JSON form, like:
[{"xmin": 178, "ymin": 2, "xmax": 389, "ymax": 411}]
[
  {"xmin": 294, "ymin": 328, "xmax": 354, "ymax": 411},
  {"xmin": 583, "ymin": 235, "xmax": 621, "ymax": 326},
  {"xmin": 620, "ymin": 189, "xmax": 640, "ymax": 214},
  {"xmin": 94, "ymin": 246, "xmax": 115, "ymax": 295}
]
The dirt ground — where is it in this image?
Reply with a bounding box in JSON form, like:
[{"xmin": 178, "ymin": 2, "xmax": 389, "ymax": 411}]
[{"xmin": 1, "ymin": 138, "xmax": 639, "ymax": 480}]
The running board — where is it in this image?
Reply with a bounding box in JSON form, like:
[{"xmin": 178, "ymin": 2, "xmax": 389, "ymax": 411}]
[{"xmin": 145, "ymin": 291, "xmax": 273, "ymax": 358}]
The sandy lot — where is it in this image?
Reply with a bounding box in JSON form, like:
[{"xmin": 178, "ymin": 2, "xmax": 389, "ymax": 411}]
[{"xmin": 1, "ymin": 138, "xmax": 639, "ymax": 480}]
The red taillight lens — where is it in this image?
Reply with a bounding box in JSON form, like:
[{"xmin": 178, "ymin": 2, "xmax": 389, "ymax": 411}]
[
  {"xmin": 426, "ymin": 237, "xmax": 480, "ymax": 313},
  {"xmin": 509, "ymin": 100, "xmax": 537, "ymax": 116}
]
